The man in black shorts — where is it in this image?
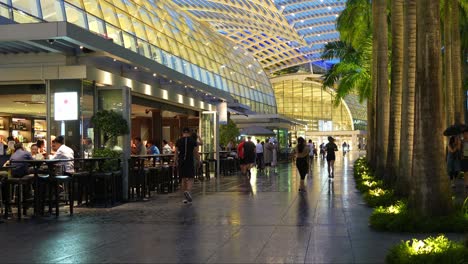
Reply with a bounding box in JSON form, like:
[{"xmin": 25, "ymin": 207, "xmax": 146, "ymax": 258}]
[{"xmin": 175, "ymin": 127, "xmax": 198, "ymax": 204}]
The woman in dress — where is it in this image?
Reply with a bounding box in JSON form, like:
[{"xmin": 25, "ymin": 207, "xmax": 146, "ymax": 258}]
[{"xmin": 295, "ymin": 137, "xmax": 310, "ymax": 192}]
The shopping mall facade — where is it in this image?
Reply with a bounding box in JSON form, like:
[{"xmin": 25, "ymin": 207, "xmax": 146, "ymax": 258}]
[{"xmin": 0, "ymin": 0, "xmax": 366, "ymax": 195}]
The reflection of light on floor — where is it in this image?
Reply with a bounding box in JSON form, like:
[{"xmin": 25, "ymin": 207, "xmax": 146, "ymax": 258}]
[
  {"xmin": 343, "ymin": 155, "xmax": 348, "ymax": 195},
  {"xmin": 250, "ymin": 168, "xmax": 258, "ymax": 195}
]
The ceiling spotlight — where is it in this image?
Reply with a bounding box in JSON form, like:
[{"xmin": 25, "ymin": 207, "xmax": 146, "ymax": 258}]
[
  {"xmin": 79, "ymin": 46, "xmax": 83, "ymax": 49},
  {"xmin": 113, "ymin": 58, "xmax": 117, "ymax": 62},
  {"xmin": 134, "ymin": 66, "xmax": 138, "ymax": 70},
  {"xmin": 153, "ymin": 73, "xmax": 157, "ymax": 77}
]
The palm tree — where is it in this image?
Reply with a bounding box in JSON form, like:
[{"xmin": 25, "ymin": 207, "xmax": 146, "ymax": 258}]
[
  {"xmin": 385, "ymin": 0, "xmax": 404, "ymax": 185},
  {"xmin": 396, "ymin": 0, "xmax": 416, "ymax": 197},
  {"xmin": 444, "ymin": 0, "xmax": 454, "ymax": 125},
  {"xmin": 373, "ymin": 0, "xmax": 390, "ymax": 177},
  {"xmin": 321, "ymin": 40, "xmax": 372, "ymax": 104},
  {"xmin": 451, "ymin": 0, "xmax": 464, "ymax": 124},
  {"xmin": 410, "ymin": 0, "xmax": 452, "ymax": 216}
]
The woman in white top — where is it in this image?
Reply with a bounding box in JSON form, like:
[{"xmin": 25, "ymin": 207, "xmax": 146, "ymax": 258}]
[{"xmin": 30, "ymin": 144, "xmax": 44, "ymax": 160}]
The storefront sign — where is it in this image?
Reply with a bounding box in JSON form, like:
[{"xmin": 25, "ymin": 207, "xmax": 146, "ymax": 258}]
[
  {"xmin": 218, "ymin": 102, "xmax": 227, "ymax": 125},
  {"xmin": 54, "ymin": 92, "xmax": 78, "ymax": 121}
]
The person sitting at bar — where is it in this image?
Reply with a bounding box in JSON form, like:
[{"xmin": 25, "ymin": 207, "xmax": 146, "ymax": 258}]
[
  {"xmin": 162, "ymin": 140, "xmax": 172, "ymax": 154},
  {"xmin": 51, "ymin": 136, "xmax": 74, "ymax": 174},
  {"xmin": 30, "ymin": 144, "xmax": 44, "ymax": 160},
  {"xmin": 9, "ymin": 143, "xmax": 33, "ymax": 177},
  {"xmin": 132, "ymin": 137, "xmax": 146, "ymax": 156},
  {"xmin": 146, "ymin": 140, "xmax": 160, "ymax": 155}
]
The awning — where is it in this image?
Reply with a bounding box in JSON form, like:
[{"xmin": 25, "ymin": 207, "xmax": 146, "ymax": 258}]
[{"xmin": 240, "ymin": 126, "xmax": 276, "ymax": 136}]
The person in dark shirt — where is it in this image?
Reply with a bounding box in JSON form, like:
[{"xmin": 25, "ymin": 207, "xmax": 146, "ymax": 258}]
[
  {"xmin": 325, "ymin": 136, "xmax": 338, "ymax": 179},
  {"xmin": 175, "ymin": 127, "xmax": 198, "ymax": 204},
  {"xmin": 10, "ymin": 143, "xmax": 33, "ymax": 177},
  {"xmin": 243, "ymin": 136, "xmax": 256, "ymax": 177}
]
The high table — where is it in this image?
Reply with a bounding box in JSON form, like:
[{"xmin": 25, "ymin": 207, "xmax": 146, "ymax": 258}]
[{"xmin": 10, "ymin": 159, "xmax": 72, "ymax": 216}]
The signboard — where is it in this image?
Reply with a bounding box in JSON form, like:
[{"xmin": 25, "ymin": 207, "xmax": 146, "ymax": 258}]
[
  {"xmin": 54, "ymin": 92, "xmax": 78, "ymax": 121},
  {"xmin": 217, "ymin": 102, "xmax": 227, "ymax": 125}
]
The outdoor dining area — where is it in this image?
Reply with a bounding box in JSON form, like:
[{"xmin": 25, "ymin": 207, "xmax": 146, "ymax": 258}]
[{"xmin": 0, "ymin": 150, "xmax": 241, "ymax": 220}]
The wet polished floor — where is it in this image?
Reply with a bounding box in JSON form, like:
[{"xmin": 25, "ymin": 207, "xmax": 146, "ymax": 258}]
[{"xmin": 0, "ymin": 152, "xmax": 460, "ymax": 263}]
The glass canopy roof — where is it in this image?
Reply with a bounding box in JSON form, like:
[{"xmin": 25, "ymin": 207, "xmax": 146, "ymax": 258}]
[{"xmin": 174, "ymin": 0, "xmax": 345, "ymax": 75}]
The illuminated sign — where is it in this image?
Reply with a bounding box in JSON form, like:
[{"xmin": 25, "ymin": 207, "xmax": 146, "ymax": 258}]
[
  {"xmin": 218, "ymin": 102, "xmax": 227, "ymax": 125},
  {"xmin": 54, "ymin": 92, "xmax": 78, "ymax": 121}
]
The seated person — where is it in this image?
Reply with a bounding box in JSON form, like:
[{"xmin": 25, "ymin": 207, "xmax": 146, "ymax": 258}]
[
  {"xmin": 147, "ymin": 140, "xmax": 160, "ymax": 155},
  {"xmin": 162, "ymin": 140, "xmax": 172, "ymax": 154},
  {"xmin": 51, "ymin": 136, "xmax": 74, "ymax": 174},
  {"xmin": 10, "ymin": 143, "xmax": 33, "ymax": 178},
  {"xmin": 30, "ymin": 144, "xmax": 44, "ymax": 160}
]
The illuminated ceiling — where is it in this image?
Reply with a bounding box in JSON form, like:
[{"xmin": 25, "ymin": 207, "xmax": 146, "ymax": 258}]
[{"xmin": 174, "ymin": 0, "xmax": 345, "ymax": 75}]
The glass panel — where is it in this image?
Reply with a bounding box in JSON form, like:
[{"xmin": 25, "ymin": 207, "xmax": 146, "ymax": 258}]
[
  {"xmin": 12, "ymin": 0, "xmax": 40, "ymax": 17},
  {"xmin": 115, "ymin": 10, "xmax": 133, "ymax": 33},
  {"xmin": 106, "ymin": 24, "xmax": 123, "ymax": 46},
  {"xmin": 65, "ymin": 3, "xmax": 86, "ymax": 29},
  {"xmin": 40, "ymin": 0, "xmax": 63, "ymax": 21},
  {"xmin": 132, "ymin": 18, "xmax": 147, "ymax": 40},
  {"xmin": 13, "ymin": 9, "xmax": 40, "ymax": 23},
  {"xmin": 82, "ymin": 0, "xmax": 102, "ymax": 18},
  {"xmin": 122, "ymin": 31, "xmax": 137, "ymax": 52},
  {"xmin": 87, "ymin": 14, "xmax": 106, "ymax": 35},
  {"xmin": 100, "ymin": 1, "xmax": 119, "ymax": 26},
  {"xmin": 0, "ymin": 4, "xmax": 9, "ymax": 19}
]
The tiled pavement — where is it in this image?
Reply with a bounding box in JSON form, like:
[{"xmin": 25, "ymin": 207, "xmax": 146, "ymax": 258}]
[{"xmin": 0, "ymin": 151, "xmax": 465, "ymax": 263}]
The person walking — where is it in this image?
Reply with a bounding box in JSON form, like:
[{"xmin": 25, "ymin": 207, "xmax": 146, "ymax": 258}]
[
  {"xmin": 319, "ymin": 143, "xmax": 326, "ymax": 159},
  {"xmin": 325, "ymin": 136, "xmax": 338, "ymax": 179},
  {"xmin": 255, "ymin": 139, "xmax": 264, "ymax": 170},
  {"xmin": 175, "ymin": 128, "xmax": 198, "ymax": 204},
  {"xmin": 271, "ymin": 139, "xmax": 278, "ymax": 168},
  {"xmin": 342, "ymin": 141, "xmax": 348, "ymax": 155},
  {"xmin": 243, "ymin": 136, "xmax": 256, "ymax": 177},
  {"xmin": 461, "ymin": 129, "xmax": 468, "ymax": 189},
  {"xmin": 307, "ymin": 139, "xmax": 314, "ymax": 171},
  {"xmin": 295, "ymin": 137, "xmax": 310, "ymax": 192},
  {"xmin": 263, "ymin": 139, "xmax": 273, "ymax": 167},
  {"xmin": 447, "ymin": 135, "xmax": 461, "ymax": 188}
]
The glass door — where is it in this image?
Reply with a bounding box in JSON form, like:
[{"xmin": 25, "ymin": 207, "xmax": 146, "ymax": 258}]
[{"xmin": 201, "ymin": 111, "xmax": 219, "ymax": 176}]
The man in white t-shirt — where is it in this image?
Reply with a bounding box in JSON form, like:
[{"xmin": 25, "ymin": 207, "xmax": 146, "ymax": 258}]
[
  {"xmin": 255, "ymin": 140, "xmax": 264, "ymax": 170},
  {"xmin": 51, "ymin": 135, "xmax": 74, "ymax": 173}
]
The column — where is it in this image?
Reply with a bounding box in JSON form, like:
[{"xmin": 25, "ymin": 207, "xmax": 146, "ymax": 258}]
[{"xmin": 151, "ymin": 109, "xmax": 162, "ymax": 148}]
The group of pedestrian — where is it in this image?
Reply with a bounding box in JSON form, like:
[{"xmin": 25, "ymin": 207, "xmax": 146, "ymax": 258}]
[
  {"xmin": 254, "ymin": 138, "xmax": 278, "ymax": 171},
  {"xmin": 294, "ymin": 136, "xmax": 338, "ymax": 192}
]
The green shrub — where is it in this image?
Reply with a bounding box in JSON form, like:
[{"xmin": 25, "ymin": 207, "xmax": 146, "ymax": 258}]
[
  {"xmin": 363, "ymin": 188, "xmax": 397, "ymax": 207},
  {"xmin": 386, "ymin": 235, "xmax": 468, "ymax": 264},
  {"xmin": 355, "ymin": 158, "xmax": 468, "ymax": 232},
  {"xmin": 92, "ymin": 148, "xmax": 122, "ymax": 171},
  {"xmin": 370, "ymin": 201, "xmax": 468, "ymax": 232}
]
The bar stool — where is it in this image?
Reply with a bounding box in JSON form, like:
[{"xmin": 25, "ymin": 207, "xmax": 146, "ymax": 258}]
[
  {"xmin": 4, "ymin": 175, "xmax": 34, "ymax": 219},
  {"xmin": 45, "ymin": 173, "xmax": 74, "ymax": 217}
]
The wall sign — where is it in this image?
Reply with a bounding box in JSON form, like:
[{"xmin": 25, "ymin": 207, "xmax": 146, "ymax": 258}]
[{"xmin": 54, "ymin": 92, "xmax": 78, "ymax": 121}]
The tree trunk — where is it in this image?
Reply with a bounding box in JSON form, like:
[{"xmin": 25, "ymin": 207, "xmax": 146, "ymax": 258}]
[
  {"xmin": 385, "ymin": 0, "xmax": 404, "ymax": 185},
  {"xmin": 444, "ymin": 0, "xmax": 454, "ymax": 125},
  {"xmin": 451, "ymin": 0, "xmax": 463, "ymax": 124},
  {"xmin": 410, "ymin": 0, "xmax": 452, "ymax": 216},
  {"xmin": 370, "ymin": 0, "xmax": 379, "ymax": 168},
  {"xmin": 374, "ymin": 0, "xmax": 390, "ymax": 177},
  {"xmin": 396, "ymin": 0, "xmax": 416, "ymax": 197}
]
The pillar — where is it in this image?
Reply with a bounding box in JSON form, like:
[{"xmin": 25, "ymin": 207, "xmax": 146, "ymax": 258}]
[{"xmin": 151, "ymin": 109, "xmax": 162, "ymax": 148}]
